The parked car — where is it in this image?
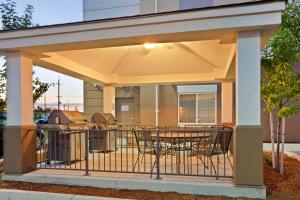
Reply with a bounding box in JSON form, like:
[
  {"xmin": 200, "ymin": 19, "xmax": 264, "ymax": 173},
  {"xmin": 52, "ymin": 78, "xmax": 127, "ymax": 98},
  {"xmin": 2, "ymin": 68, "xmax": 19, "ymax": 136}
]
[{"xmin": 35, "ymin": 116, "xmax": 48, "ymax": 125}]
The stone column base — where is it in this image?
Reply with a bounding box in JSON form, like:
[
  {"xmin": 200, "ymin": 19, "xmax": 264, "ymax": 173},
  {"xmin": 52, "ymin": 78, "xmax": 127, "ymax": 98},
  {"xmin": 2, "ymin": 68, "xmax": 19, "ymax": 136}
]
[
  {"xmin": 233, "ymin": 125, "xmax": 263, "ymax": 186},
  {"xmin": 4, "ymin": 125, "xmax": 36, "ymax": 174}
]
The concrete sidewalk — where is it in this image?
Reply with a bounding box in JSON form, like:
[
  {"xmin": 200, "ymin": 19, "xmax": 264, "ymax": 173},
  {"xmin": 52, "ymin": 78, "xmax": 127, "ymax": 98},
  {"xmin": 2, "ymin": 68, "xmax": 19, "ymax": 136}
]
[
  {"xmin": 0, "ymin": 189, "xmax": 129, "ymax": 200},
  {"xmin": 263, "ymin": 143, "xmax": 300, "ymax": 160},
  {"xmin": 1, "ymin": 172, "xmax": 266, "ymax": 199}
]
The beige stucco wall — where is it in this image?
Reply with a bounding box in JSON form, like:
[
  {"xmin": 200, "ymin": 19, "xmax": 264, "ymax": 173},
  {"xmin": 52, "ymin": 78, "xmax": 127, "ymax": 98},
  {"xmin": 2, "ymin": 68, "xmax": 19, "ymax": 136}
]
[
  {"xmin": 159, "ymin": 85, "xmax": 178, "ymax": 126},
  {"xmin": 159, "ymin": 0, "xmax": 180, "ymax": 12},
  {"xmin": 140, "ymin": 85, "xmax": 156, "ymax": 126},
  {"xmin": 234, "ymin": 125, "xmax": 263, "ymax": 186},
  {"xmin": 84, "ymin": 84, "xmax": 222, "ymax": 126},
  {"xmin": 116, "ymin": 87, "xmax": 141, "ymax": 124},
  {"xmin": 83, "ymin": 82, "xmax": 103, "ymax": 120},
  {"xmin": 262, "ymin": 103, "xmax": 300, "ymax": 143},
  {"xmin": 84, "ymin": 83, "xmax": 141, "ymax": 124},
  {"xmin": 83, "ymin": 0, "xmax": 140, "ymax": 21},
  {"xmin": 140, "ymin": 0, "xmax": 180, "ymax": 14},
  {"xmin": 221, "ymin": 82, "xmax": 233, "ymax": 124},
  {"xmin": 214, "ymin": 0, "xmax": 262, "ymax": 6},
  {"xmin": 141, "ymin": 0, "xmax": 264, "ymax": 14}
]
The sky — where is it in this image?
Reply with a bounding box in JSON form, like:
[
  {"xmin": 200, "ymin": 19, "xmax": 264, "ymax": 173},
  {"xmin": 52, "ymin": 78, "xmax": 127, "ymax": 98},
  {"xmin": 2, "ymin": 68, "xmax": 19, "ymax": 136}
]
[{"xmin": 0, "ymin": 0, "xmax": 84, "ymax": 111}]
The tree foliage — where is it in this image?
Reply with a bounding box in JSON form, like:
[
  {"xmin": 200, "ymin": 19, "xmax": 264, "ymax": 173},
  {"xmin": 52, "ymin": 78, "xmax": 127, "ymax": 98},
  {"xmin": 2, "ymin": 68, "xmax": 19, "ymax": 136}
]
[
  {"xmin": 262, "ymin": 0, "xmax": 300, "ymax": 118},
  {"xmin": 0, "ymin": 0, "xmax": 52, "ymax": 111},
  {"xmin": 261, "ymin": 0, "xmax": 300, "ymax": 172}
]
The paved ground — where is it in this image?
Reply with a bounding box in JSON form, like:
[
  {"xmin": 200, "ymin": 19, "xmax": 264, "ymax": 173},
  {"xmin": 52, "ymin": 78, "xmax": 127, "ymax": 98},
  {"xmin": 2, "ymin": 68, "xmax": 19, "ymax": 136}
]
[
  {"xmin": 263, "ymin": 143, "xmax": 300, "ymax": 160},
  {"xmin": 1, "ymin": 171, "xmax": 266, "ymax": 199},
  {"xmin": 37, "ymin": 147, "xmax": 233, "ymax": 178},
  {"xmin": 0, "ymin": 189, "xmax": 127, "ymax": 200}
]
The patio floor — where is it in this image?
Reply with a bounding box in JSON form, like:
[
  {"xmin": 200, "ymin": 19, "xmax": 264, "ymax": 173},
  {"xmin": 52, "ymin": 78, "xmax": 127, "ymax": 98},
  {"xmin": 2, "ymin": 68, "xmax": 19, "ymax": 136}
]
[{"xmin": 37, "ymin": 147, "xmax": 233, "ymax": 179}]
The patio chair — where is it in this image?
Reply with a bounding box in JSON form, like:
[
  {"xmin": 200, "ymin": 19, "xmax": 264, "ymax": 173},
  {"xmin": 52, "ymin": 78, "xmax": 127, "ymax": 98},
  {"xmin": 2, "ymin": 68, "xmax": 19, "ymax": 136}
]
[
  {"xmin": 190, "ymin": 126, "xmax": 233, "ymax": 178},
  {"xmin": 132, "ymin": 128, "xmax": 168, "ymax": 177}
]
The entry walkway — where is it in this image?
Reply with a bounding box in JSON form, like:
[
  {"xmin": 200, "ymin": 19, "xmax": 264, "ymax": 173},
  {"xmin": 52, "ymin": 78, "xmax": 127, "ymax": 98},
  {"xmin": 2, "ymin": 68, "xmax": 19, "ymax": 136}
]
[
  {"xmin": 263, "ymin": 143, "xmax": 300, "ymax": 161},
  {"xmin": 1, "ymin": 169, "xmax": 266, "ymax": 199}
]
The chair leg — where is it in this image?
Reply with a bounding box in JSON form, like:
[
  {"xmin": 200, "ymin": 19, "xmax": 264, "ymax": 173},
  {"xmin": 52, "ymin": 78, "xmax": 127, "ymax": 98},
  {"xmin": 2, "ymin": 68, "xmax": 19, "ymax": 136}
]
[
  {"xmin": 150, "ymin": 159, "xmax": 157, "ymax": 178},
  {"xmin": 133, "ymin": 154, "xmax": 140, "ymax": 172},
  {"xmin": 210, "ymin": 157, "xmax": 218, "ymax": 180},
  {"xmin": 140, "ymin": 154, "xmax": 145, "ymax": 163},
  {"xmin": 227, "ymin": 153, "xmax": 233, "ymax": 169},
  {"xmin": 197, "ymin": 154, "xmax": 209, "ymax": 169}
]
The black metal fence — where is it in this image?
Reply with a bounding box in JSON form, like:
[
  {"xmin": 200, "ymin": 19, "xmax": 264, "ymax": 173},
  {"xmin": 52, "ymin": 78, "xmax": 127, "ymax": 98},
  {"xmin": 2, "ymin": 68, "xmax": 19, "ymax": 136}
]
[{"xmin": 35, "ymin": 126, "xmax": 233, "ymax": 179}]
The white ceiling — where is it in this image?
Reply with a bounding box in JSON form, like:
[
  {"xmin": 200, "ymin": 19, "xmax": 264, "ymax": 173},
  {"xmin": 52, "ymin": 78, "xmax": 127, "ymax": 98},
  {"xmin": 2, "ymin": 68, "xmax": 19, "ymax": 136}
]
[{"xmin": 43, "ymin": 40, "xmax": 235, "ymax": 80}]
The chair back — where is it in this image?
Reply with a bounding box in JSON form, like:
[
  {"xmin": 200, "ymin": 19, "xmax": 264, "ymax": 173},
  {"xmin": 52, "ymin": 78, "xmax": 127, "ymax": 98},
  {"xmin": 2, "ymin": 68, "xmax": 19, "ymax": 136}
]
[
  {"xmin": 212, "ymin": 126, "xmax": 233, "ymax": 154},
  {"xmin": 133, "ymin": 129, "xmax": 155, "ymax": 154}
]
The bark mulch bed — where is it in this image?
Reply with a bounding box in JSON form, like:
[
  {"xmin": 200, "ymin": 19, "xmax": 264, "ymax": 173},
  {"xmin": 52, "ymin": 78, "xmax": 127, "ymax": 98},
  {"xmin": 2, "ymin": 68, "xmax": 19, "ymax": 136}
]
[
  {"xmin": 0, "ymin": 181, "xmax": 236, "ymax": 200},
  {"xmin": 264, "ymin": 153, "xmax": 300, "ymax": 200}
]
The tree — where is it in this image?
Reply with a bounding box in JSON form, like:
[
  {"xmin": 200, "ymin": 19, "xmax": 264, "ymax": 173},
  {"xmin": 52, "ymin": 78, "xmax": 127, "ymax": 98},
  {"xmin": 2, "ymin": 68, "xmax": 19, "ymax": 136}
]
[
  {"xmin": 0, "ymin": 0, "xmax": 52, "ymax": 111},
  {"xmin": 261, "ymin": 0, "xmax": 300, "ymax": 174}
]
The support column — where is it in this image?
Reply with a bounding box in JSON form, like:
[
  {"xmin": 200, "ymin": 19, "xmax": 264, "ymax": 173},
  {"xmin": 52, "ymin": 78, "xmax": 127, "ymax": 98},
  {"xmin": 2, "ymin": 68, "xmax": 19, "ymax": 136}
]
[
  {"xmin": 103, "ymin": 84, "xmax": 115, "ymax": 116},
  {"xmin": 155, "ymin": 84, "xmax": 159, "ymax": 127},
  {"xmin": 221, "ymin": 81, "xmax": 233, "ymax": 125},
  {"xmin": 4, "ymin": 52, "xmax": 36, "ymax": 174},
  {"xmin": 234, "ymin": 31, "xmax": 263, "ymax": 186}
]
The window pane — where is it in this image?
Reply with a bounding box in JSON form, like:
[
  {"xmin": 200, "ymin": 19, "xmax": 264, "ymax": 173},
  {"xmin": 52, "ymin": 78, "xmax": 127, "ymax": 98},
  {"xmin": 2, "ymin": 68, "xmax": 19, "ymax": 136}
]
[
  {"xmin": 198, "ymin": 94, "xmax": 216, "ymax": 124},
  {"xmin": 179, "ymin": 94, "xmax": 196, "ymax": 123}
]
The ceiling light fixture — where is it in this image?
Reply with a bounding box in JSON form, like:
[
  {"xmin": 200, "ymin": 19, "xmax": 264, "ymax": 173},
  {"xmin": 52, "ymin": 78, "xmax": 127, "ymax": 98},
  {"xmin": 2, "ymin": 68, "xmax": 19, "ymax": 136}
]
[{"xmin": 144, "ymin": 43, "xmax": 159, "ymax": 49}]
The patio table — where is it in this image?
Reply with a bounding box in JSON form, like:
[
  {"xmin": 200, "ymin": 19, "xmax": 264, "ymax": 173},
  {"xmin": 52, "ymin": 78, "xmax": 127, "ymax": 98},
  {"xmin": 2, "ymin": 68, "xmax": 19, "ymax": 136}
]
[{"xmin": 150, "ymin": 132, "xmax": 211, "ymax": 174}]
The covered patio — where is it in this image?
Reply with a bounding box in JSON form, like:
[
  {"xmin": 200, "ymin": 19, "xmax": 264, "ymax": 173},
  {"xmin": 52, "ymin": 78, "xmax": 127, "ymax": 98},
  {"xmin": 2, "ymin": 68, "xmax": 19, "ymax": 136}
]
[{"xmin": 0, "ymin": 0, "xmax": 285, "ymax": 198}]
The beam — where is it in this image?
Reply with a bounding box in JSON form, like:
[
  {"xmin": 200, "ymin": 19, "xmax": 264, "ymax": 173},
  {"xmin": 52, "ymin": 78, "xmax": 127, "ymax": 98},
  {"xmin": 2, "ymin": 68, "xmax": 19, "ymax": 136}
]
[{"xmin": 36, "ymin": 53, "xmax": 110, "ymax": 84}]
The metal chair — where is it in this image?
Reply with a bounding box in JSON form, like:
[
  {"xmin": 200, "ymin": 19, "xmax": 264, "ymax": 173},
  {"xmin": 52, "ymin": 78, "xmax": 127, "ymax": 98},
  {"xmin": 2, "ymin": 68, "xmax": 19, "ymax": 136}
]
[
  {"xmin": 132, "ymin": 128, "xmax": 168, "ymax": 177},
  {"xmin": 190, "ymin": 126, "xmax": 233, "ymax": 178}
]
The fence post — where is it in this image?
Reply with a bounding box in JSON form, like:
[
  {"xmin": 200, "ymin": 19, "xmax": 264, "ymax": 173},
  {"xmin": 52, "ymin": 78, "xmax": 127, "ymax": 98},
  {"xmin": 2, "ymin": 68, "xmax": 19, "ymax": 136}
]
[
  {"xmin": 156, "ymin": 129, "xmax": 161, "ymax": 180},
  {"xmin": 85, "ymin": 130, "xmax": 89, "ymax": 176}
]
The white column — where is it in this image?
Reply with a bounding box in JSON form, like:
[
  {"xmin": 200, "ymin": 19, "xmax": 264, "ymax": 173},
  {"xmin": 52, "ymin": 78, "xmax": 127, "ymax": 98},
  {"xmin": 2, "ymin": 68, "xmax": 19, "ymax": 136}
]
[
  {"xmin": 236, "ymin": 31, "xmax": 261, "ymax": 126},
  {"xmin": 221, "ymin": 81, "xmax": 233, "ymax": 124},
  {"xmin": 103, "ymin": 85, "xmax": 115, "ymax": 116},
  {"xmin": 155, "ymin": 84, "xmax": 159, "ymax": 127},
  {"xmin": 6, "ymin": 52, "xmax": 33, "ymax": 126}
]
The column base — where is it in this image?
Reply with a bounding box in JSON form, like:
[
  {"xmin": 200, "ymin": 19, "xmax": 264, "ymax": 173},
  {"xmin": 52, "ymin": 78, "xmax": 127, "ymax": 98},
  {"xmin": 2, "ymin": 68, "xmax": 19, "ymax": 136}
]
[
  {"xmin": 4, "ymin": 125, "xmax": 36, "ymax": 174},
  {"xmin": 233, "ymin": 125, "xmax": 263, "ymax": 186}
]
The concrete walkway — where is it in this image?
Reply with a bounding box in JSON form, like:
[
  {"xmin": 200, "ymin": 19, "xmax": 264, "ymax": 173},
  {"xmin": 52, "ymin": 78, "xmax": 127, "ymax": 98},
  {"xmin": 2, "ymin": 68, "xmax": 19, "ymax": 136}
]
[
  {"xmin": 1, "ymin": 171, "xmax": 266, "ymax": 199},
  {"xmin": 0, "ymin": 189, "xmax": 128, "ymax": 200},
  {"xmin": 263, "ymin": 143, "xmax": 300, "ymax": 161}
]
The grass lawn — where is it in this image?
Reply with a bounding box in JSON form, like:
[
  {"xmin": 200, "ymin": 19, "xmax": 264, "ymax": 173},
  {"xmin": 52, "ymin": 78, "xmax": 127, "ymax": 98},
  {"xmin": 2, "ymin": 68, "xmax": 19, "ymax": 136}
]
[{"xmin": 0, "ymin": 153, "xmax": 299, "ymax": 199}]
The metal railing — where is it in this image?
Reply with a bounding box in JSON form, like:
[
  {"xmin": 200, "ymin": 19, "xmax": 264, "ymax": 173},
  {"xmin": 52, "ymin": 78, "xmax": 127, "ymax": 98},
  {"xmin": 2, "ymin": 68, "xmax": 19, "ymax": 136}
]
[{"xmin": 35, "ymin": 126, "xmax": 233, "ymax": 179}]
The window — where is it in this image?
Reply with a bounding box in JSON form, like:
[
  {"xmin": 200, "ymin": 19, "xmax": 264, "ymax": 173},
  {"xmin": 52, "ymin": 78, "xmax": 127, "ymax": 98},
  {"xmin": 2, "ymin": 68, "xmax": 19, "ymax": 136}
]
[
  {"xmin": 179, "ymin": 94, "xmax": 196, "ymax": 123},
  {"xmin": 178, "ymin": 93, "xmax": 216, "ymax": 124},
  {"xmin": 197, "ymin": 93, "xmax": 216, "ymax": 124}
]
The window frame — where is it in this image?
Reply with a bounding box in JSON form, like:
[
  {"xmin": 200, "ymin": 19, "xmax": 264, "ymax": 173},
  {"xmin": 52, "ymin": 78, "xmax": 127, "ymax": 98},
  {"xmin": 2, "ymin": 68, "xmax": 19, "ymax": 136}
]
[{"xmin": 177, "ymin": 92, "xmax": 217, "ymax": 126}]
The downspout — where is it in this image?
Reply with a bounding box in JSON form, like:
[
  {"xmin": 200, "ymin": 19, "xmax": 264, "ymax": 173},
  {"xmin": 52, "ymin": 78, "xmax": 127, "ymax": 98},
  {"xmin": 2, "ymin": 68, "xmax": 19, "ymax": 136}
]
[{"xmin": 155, "ymin": 0, "xmax": 158, "ymax": 13}]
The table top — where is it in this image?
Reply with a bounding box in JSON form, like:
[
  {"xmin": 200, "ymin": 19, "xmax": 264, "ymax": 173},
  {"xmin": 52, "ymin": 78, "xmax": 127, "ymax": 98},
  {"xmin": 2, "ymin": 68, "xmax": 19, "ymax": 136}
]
[{"xmin": 150, "ymin": 132, "xmax": 210, "ymax": 139}]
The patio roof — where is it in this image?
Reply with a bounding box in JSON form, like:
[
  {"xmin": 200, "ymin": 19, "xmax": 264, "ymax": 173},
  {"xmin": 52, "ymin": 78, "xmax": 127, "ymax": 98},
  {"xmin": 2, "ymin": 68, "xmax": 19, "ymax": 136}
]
[{"xmin": 0, "ymin": 0, "xmax": 285, "ymax": 85}]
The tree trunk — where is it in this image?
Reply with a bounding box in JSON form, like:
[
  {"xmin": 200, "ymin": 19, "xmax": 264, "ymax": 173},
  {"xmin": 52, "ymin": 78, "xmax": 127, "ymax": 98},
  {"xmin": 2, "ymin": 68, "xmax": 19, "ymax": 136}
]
[
  {"xmin": 280, "ymin": 117, "xmax": 286, "ymax": 174},
  {"xmin": 270, "ymin": 112, "xmax": 276, "ymax": 169},
  {"xmin": 276, "ymin": 117, "xmax": 282, "ymax": 172}
]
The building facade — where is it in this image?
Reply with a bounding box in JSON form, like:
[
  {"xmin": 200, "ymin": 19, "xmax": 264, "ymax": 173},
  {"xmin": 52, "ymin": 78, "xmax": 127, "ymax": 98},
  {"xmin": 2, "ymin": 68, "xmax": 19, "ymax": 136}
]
[
  {"xmin": 0, "ymin": 0, "xmax": 285, "ymax": 198},
  {"xmin": 83, "ymin": 0, "xmax": 300, "ymax": 142}
]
